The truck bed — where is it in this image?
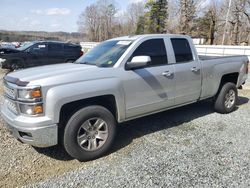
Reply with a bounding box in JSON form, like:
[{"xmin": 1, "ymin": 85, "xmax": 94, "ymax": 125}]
[{"xmin": 198, "ymin": 54, "xmax": 248, "ymax": 100}]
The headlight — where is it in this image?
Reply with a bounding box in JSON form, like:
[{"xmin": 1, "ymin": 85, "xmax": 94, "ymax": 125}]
[
  {"xmin": 18, "ymin": 88, "xmax": 42, "ymax": 99},
  {"xmin": 17, "ymin": 87, "xmax": 43, "ymax": 115},
  {"xmin": 19, "ymin": 104, "xmax": 43, "ymax": 115}
]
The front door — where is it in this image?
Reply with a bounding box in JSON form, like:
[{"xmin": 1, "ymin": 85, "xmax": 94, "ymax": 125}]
[
  {"xmin": 28, "ymin": 43, "xmax": 48, "ymax": 67},
  {"xmin": 122, "ymin": 38, "xmax": 175, "ymax": 118}
]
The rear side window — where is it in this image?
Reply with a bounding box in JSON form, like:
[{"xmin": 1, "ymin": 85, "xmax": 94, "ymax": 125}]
[
  {"xmin": 171, "ymin": 38, "xmax": 193, "ymax": 63},
  {"xmin": 48, "ymin": 43, "xmax": 63, "ymax": 52},
  {"xmin": 132, "ymin": 39, "xmax": 167, "ymax": 66}
]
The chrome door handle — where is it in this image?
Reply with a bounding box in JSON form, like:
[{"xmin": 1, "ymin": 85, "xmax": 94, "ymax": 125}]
[
  {"xmin": 191, "ymin": 67, "xmax": 200, "ymax": 72},
  {"xmin": 162, "ymin": 71, "xmax": 173, "ymax": 77}
]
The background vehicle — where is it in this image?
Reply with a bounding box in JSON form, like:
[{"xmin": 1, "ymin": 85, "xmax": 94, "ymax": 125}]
[
  {"xmin": 0, "ymin": 42, "xmax": 16, "ymax": 49},
  {"xmin": 0, "ymin": 41, "xmax": 83, "ymax": 70},
  {"xmin": 1, "ymin": 34, "xmax": 248, "ymax": 161}
]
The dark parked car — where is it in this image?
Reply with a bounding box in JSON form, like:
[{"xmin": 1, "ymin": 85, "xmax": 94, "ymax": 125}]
[{"xmin": 0, "ymin": 41, "xmax": 83, "ymax": 70}]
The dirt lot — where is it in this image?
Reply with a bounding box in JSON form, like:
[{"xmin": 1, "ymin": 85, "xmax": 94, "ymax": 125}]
[{"xmin": 0, "ymin": 70, "xmax": 249, "ymax": 187}]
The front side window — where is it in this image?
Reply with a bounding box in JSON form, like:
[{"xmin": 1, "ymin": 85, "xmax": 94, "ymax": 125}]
[
  {"xmin": 29, "ymin": 43, "xmax": 47, "ymax": 54},
  {"xmin": 76, "ymin": 40, "xmax": 132, "ymax": 67},
  {"xmin": 171, "ymin": 38, "xmax": 193, "ymax": 63},
  {"xmin": 131, "ymin": 39, "xmax": 168, "ymax": 66}
]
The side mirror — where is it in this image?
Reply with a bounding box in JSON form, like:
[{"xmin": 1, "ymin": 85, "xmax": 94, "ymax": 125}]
[{"xmin": 126, "ymin": 56, "xmax": 151, "ymax": 70}]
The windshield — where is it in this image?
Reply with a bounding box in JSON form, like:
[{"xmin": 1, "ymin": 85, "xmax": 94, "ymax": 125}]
[
  {"xmin": 18, "ymin": 42, "xmax": 35, "ymax": 51},
  {"xmin": 76, "ymin": 40, "xmax": 132, "ymax": 67}
]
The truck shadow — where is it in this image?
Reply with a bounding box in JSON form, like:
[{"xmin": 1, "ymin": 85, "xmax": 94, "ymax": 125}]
[
  {"xmin": 109, "ymin": 96, "xmax": 249, "ymax": 156},
  {"xmin": 34, "ymin": 96, "xmax": 249, "ymax": 161}
]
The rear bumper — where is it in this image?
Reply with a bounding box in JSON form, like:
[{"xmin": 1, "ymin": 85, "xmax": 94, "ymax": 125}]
[{"xmin": 1, "ymin": 104, "xmax": 58, "ymax": 147}]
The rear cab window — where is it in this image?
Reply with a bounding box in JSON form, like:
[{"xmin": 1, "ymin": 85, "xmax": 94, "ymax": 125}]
[
  {"xmin": 131, "ymin": 38, "xmax": 168, "ymax": 66},
  {"xmin": 171, "ymin": 38, "xmax": 193, "ymax": 63}
]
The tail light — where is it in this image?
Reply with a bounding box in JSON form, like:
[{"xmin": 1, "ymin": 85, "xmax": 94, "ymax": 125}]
[{"xmin": 80, "ymin": 50, "xmax": 84, "ymax": 56}]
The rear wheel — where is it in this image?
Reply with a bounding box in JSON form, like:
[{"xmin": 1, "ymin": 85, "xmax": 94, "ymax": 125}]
[
  {"xmin": 63, "ymin": 105, "xmax": 116, "ymax": 161},
  {"xmin": 214, "ymin": 82, "xmax": 238, "ymax": 114}
]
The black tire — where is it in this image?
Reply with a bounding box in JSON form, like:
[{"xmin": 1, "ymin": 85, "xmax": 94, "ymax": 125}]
[
  {"xmin": 214, "ymin": 82, "xmax": 238, "ymax": 114},
  {"xmin": 11, "ymin": 63, "xmax": 19, "ymax": 71},
  {"xmin": 10, "ymin": 59, "xmax": 24, "ymax": 71},
  {"xmin": 63, "ymin": 105, "xmax": 116, "ymax": 161}
]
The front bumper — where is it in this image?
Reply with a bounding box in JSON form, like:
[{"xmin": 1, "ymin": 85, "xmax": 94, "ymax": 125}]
[{"xmin": 1, "ymin": 104, "xmax": 58, "ymax": 147}]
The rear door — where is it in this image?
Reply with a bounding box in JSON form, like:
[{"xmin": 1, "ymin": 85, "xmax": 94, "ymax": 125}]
[
  {"xmin": 122, "ymin": 38, "xmax": 175, "ymax": 118},
  {"xmin": 64, "ymin": 44, "xmax": 81, "ymax": 61},
  {"xmin": 170, "ymin": 38, "xmax": 202, "ymax": 105},
  {"xmin": 48, "ymin": 43, "xmax": 64, "ymax": 64}
]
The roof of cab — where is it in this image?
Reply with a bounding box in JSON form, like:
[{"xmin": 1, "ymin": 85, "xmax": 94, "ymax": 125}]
[
  {"xmin": 109, "ymin": 34, "xmax": 189, "ymax": 41},
  {"xmin": 32, "ymin": 41, "xmax": 80, "ymax": 46}
]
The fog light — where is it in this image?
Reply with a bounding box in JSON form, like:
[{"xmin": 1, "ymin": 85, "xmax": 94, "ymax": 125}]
[{"xmin": 19, "ymin": 131, "xmax": 32, "ymax": 138}]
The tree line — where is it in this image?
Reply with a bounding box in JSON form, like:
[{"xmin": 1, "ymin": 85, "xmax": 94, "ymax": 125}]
[
  {"xmin": 78, "ymin": 0, "xmax": 250, "ymax": 45},
  {"xmin": 0, "ymin": 30, "xmax": 86, "ymax": 43}
]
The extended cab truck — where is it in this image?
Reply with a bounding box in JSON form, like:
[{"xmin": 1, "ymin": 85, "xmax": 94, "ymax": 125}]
[
  {"xmin": 1, "ymin": 34, "xmax": 249, "ymax": 161},
  {"xmin": 0, "ymin": 41, "xmax": 83, "ymax": 70}
]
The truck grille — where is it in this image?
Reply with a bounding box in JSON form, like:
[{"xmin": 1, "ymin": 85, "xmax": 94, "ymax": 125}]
[
  {"xmin": 5, "ymin": 98, "xmax": 18, "ymax": 114},
  {"xmin": 4, "ymin": 83, "xmax": 16, "ymax": 99}
]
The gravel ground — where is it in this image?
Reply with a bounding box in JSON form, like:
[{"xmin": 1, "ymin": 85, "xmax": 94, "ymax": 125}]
[{"xmin": 0, "ymin": 70, "xmax": 249, "ymax": 188}]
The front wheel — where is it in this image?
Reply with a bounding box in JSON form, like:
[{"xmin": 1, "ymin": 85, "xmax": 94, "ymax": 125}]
[
  {"xmin": 63, "ymin": 105, "xmax": 116, "ymax": 161},
  {"xmin": 214, "ymin": 82, "xmax": 238, "ymax": 114},
  {"xmin": 10, "ymin": 59, "xmax": 24, "ymax": 71}
]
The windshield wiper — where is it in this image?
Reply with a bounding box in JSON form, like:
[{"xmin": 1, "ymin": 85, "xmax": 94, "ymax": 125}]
[{"xmin": 77, "ymin": 61, "xmax": 97, "ymax": 66}]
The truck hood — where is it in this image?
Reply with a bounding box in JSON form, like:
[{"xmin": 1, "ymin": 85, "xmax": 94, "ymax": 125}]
[{"xmin": 5, "ymin": 63, "xmax": 100, "ymax": 86}]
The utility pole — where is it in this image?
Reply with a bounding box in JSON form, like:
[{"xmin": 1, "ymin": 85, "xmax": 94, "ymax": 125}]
[{"xmin": 222, "ymin": 0, "xmax": 232, "ymax": 45}]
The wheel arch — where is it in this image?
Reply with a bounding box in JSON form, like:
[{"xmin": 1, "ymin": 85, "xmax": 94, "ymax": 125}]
[
  {"xmin": 215, "ymin": 72, "xmax": 239, "ymax": 96},
  {"xmin": 9, "ymin": 58, "xmax": 25, "ymax": 69},
  {"xmin": 59, "ymin": 94, "xmax": 119, "ymax": 127}
]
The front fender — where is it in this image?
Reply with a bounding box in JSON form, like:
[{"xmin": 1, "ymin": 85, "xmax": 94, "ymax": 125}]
[{"xmin": 45, "ymin": 78, "xmax": 125, "ymax": 123}]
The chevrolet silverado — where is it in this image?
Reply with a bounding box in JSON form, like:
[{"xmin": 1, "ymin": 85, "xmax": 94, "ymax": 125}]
[{"xmin": 1, "ymin": 34, "xmax": 249, "ymax": 161}]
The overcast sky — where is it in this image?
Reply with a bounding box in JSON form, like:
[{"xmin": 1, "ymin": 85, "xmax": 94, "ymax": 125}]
[{"xmin": 0, "ymin": 0, "xmax": 139, "ymax": 32}]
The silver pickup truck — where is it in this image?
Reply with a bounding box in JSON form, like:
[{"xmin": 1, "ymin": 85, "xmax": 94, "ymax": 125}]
[{"xmin": 1, "ymin": 34, "xmax": 249, "ymax": 161}]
